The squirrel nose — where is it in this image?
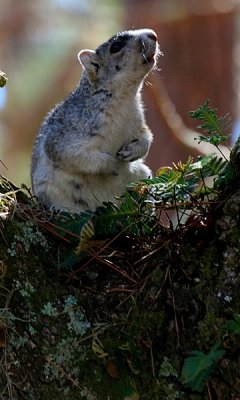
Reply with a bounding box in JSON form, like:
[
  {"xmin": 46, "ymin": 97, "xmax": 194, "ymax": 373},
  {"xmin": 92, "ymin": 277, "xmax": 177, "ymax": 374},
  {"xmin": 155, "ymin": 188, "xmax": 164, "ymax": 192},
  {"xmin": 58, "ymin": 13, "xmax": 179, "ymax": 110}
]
[{"xmin": 147, "ymin": 31, "xmax": 158, "ymax": 42}]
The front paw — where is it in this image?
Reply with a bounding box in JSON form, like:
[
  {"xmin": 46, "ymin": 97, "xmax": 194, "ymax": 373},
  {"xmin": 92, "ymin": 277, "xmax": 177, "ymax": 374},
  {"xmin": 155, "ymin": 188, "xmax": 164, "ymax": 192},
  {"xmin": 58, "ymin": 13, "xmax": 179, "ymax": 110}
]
[{"xmin": 117, "ymin": 139, "xmax": 139, "ymax": 162}]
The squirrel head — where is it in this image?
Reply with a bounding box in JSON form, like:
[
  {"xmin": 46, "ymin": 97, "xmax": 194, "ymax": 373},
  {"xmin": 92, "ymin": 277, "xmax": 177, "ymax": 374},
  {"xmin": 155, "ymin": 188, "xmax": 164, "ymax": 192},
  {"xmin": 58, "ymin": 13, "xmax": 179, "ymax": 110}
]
[{"xmin": 78, "ymin": 29, "xmax": 161, "ymax": 90}]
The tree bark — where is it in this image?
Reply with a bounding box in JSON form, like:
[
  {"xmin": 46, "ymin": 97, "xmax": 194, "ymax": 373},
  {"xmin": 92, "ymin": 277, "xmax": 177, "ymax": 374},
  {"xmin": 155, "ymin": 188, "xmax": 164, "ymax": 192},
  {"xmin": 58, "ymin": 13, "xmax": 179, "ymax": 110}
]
[{"xmin": 0, "ymin": 140, "xmax": 240, "ymax": 399}]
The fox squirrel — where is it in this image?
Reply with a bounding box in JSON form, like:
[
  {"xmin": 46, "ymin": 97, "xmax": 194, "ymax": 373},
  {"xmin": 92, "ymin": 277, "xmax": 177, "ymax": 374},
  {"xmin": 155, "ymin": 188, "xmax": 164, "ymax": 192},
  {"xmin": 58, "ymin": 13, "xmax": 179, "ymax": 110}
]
[{"xmin": 31, "ymin": 28, "xmax": 160, "ymax": 212}]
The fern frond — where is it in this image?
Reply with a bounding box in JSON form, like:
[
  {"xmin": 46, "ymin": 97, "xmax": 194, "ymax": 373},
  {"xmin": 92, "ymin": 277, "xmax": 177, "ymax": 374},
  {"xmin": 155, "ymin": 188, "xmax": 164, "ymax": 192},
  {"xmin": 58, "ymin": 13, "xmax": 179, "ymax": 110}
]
[
  {"xmin": 200, "ymin": 155, "xmax": 228, "ymax": 177},
  {"xmin": 130, "ymin": 153, "xmax": 228, "ymax": 206},
  {"xmin": 51, "ymin": 210, "xmax": 93, "ymax": 245},
  {"xmin": 189, "ymin": 100, "xmax": 231, "ymax": 137},
  {"xmin": 182, "ymin": 343, "xmax": 225, "ymax": 392}
]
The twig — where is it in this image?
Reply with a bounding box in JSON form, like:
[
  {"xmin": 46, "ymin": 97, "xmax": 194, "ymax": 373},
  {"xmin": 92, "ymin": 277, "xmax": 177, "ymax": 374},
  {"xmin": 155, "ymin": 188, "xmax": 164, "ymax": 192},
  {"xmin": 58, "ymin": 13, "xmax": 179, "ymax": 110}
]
[
  {"xmin": 147, "ymin": 333, "xmax": 155, "ymax": 378},
  {"xmin": 105, "ymin": 287, "xmax": 135, "ymax": 293},
  {"xmin": 168, "ymin": 264, "xmax": 180, "ymax": 348},
  {"xmin": 75, "ymin": 222, "xmax": 135, "ymax": 273},
  {"xmin": 134, "ymin": 240, "xmax": 170, "ymax": 267},
  {"xmin": 87, "ymin": 252, "xmax": 138, "ymax": 284},
  {"xmin": 0, "ymin": 160, "xmax": 8, "ymax": 170},
  {"xmin": 173, "ymin": 185, "xmax": 181, "ymax": 228},
  {"xmin": 207, "ymin": 382, "xmax": 213, "ymax": 400},
  {"xmin": 152, "ymin": 264, "xmax": 170, "ymax": 303},
  {"xmin": 45, "ymin": 356, "xmax": 82, "ymax": 387}
]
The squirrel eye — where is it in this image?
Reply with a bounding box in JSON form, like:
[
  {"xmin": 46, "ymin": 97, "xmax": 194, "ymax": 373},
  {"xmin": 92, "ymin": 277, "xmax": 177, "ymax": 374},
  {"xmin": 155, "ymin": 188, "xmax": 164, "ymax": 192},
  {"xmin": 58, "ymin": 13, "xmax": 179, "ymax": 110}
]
[{"xmin": 110, "ymin": 40, "xmax": 125, "ymax": 54}]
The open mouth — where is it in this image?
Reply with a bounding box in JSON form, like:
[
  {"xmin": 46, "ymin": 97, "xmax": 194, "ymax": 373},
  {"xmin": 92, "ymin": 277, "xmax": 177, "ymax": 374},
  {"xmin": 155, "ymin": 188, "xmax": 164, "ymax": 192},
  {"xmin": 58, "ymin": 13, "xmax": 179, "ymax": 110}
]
[
  {"xmin": 142, "ymin": 52, "xmax": 155, "ymax": 65},
  {"xmin": 146, "ymin": 53, "xmax": 155, "ymax": 63},
  {"xmin": 139, "ymin": 37, "xmax": 156, "ymax": 65}
]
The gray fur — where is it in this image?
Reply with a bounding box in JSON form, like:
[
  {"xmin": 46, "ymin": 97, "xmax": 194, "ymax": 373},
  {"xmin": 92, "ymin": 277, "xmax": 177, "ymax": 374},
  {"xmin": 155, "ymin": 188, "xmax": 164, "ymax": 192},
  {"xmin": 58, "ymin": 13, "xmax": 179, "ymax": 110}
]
[{"xmin": 31, "ymin": 28, "xmax": 160, "ymax": 213}]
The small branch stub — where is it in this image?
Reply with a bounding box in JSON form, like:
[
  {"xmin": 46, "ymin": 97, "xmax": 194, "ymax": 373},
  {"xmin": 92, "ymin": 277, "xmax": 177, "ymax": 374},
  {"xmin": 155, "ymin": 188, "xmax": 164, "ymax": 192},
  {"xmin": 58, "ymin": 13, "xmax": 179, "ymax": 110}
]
[{"xmin": 0, "ymin": 71, "xmax": 7, "ymax": 87}]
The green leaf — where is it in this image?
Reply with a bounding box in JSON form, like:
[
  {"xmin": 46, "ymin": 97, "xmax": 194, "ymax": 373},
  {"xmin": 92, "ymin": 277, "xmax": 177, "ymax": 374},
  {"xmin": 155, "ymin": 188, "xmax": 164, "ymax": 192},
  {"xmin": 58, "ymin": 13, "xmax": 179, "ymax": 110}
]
[
  {"xmin": 228, "ymin": 314, "xmax": 240, "ymax": 334},
  {"xmin": 181, "ymin": 343, "xmax": 225, "ymax": 392},
  {"xmin": 189, "ymin": 100, "xmax": 231, "ymax": 149},
  {"xmin": 52, "ymin": 210, "xmax": 93, "ymax": 245},
  {"xmin": 199, "ymin": 154, "xmax": 228, "ymax": 177},
  {"xmin": 189, "ymin": 100, "xmax": 231, "ymax": 136},
  {"xmin": 130, "ymin": 153, "xmax": 227, "ymax": 207}
]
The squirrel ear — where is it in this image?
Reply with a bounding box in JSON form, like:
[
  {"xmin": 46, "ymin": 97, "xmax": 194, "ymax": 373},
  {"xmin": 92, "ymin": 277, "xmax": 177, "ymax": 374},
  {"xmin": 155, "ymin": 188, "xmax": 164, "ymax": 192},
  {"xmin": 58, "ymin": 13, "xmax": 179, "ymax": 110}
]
[
  {"xmin": 78, "ymin": 49, "xmax": 96, "ymax": 67},
  {"xmin": 78, "ymin": 50, "xmax": 100, "ymax": 82}
]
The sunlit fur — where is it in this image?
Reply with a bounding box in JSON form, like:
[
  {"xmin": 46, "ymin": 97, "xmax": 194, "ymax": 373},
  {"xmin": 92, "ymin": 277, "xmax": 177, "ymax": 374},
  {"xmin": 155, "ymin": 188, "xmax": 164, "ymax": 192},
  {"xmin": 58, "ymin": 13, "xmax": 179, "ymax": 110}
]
[{"xmin": 31, "ymin": 29, "xmax": 161, "ymax": 212}]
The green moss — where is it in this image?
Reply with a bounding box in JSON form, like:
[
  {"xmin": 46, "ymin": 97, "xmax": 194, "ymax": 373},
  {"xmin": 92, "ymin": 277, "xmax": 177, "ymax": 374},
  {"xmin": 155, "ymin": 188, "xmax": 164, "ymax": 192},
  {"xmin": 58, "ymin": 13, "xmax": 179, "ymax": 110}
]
[{"xmin": 1, "ymin": 175, "xmax": 240, "ymax": 398}]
